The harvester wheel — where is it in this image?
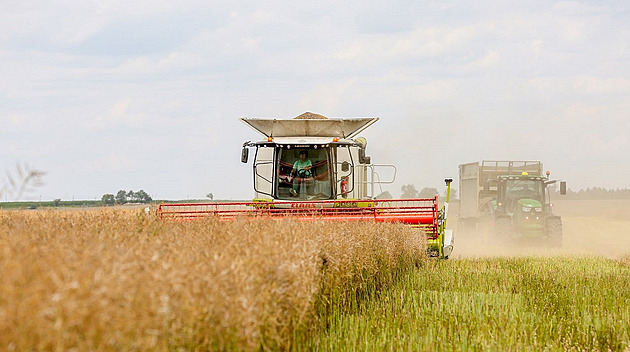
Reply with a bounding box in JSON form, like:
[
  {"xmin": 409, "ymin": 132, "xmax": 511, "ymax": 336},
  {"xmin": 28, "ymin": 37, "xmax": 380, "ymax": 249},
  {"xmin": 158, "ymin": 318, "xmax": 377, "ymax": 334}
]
[{"xmin": 547, "ymin": 218, "xmax": 563, "ymax": 247}]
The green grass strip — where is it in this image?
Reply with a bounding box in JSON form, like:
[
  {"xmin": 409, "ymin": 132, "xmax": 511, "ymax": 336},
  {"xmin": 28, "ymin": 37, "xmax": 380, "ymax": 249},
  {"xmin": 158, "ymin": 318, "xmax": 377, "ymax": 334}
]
[{"xmin": 298, "ymin": 257, "xmax": 630, "ymax": 351}]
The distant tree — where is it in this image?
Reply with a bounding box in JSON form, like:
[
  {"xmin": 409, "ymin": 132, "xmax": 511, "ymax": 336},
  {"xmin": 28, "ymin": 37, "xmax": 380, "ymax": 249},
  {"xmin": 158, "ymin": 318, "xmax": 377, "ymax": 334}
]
[
  {"xmin": 112, "ymin": 190, "xmax": 153, "ymax": 203},
  {"xmin": 115, "ymin": 190, "xmax": 127, "ymax": 204},
  {"xmin": 133, "ymin": 190, "xmax": 152, "ymax": 203},
  {"xmin": 400, "ymin": 184, "xmax": 420, "ymax": 198},
  {"xmin": 53, "ymin": 198, "xmax": 61, "ymax": 207},
  {"xmin": 419, "ymin": 187, "xmax": 439, "ymax": 198},
  {"xmin": 206, "ymin": 193, "xmax": 214, "ymax": 200},
  {"xmin": 549, "ymin": 187, "xmax": 630, "ymax": 200},
  {"xmin": 101, "ymin": 194, "xmax": 115, "ymax": 205},
  {"xmin": 376, "ymin": 191, "xmax": 393, "ymax": 199}
]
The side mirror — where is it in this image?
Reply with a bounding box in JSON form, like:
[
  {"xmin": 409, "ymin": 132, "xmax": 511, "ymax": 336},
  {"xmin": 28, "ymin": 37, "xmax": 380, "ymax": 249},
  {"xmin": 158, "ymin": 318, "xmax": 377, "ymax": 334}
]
[
  {"xmin": 358, "ymin": 149, "xmax": 371, "ymax": 164},
  {"xmin": 342, "ymin": 161, "xmax": 350, "ymax": 172},
  {"xmin": 560, "ymin": 181, "xmax": 567, "ymax": 195},
  {"xmin": 241, "ymin": 147, "xmax": 249, "ymax": 163}
]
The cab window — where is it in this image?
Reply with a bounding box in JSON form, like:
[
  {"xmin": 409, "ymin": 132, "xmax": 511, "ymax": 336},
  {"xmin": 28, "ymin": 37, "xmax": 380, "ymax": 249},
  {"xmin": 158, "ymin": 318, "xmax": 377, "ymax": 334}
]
[{"xmin": 276, "ymin": 147, "xmax": 332, "ymax": 200}]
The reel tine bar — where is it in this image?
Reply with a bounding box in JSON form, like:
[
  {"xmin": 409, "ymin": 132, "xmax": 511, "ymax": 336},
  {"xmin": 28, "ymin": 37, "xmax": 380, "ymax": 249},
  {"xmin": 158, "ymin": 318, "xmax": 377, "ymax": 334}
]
[{"xmin": 157, "ymin": 198, "xmax": 438, "ymax": 238}]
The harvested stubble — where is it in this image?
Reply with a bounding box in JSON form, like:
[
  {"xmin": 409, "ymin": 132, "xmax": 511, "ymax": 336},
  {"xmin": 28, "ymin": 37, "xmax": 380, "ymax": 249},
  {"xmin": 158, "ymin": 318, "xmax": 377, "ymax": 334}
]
[{"xmin": 0, "ymin": 209, "xmax": 426, "ymax": 351}]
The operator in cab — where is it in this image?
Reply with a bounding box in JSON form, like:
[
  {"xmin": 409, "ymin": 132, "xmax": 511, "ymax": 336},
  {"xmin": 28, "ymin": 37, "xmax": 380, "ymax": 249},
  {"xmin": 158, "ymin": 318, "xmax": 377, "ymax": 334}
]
[{"xmin": 290, "ymin": 150, "xmax": 314, "ymax": 197}]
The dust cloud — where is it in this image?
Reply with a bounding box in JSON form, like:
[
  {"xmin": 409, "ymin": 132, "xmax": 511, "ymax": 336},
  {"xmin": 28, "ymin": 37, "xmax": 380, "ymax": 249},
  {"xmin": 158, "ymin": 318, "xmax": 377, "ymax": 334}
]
[{"xmin": 448, "ymin": 199, "xmax": 630, "ymax": 259}]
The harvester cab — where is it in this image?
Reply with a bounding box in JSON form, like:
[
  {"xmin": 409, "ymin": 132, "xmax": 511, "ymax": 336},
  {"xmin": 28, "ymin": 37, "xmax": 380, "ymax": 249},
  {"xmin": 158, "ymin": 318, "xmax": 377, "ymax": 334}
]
[
  {"xmin": 158, "ymin": 113, "xmax": 455, "ymax": 259},
  {"xmin": 239, "ymin": 113, "xmax": 395, "ymax": 201}
]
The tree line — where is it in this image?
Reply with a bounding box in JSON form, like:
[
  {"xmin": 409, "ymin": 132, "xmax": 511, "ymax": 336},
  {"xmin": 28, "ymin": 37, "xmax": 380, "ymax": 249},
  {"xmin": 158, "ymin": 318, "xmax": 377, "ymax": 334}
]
[
  {"xmin": 380, "ymin": 184, "xmax": 630, "ymax": 201},
  {"xmin": 550, "ymin": 187, "xmax": 630, "ymax": 200},
  {"xmin": 101, "ymin": 190, "xmax": 152, "ymax": 205}
]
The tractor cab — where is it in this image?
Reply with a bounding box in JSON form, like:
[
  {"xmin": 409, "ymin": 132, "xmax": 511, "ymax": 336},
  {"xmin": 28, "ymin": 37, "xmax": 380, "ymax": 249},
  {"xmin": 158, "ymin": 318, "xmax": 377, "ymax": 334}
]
[
  {"xmin": 495, "ymin": 172, "xmax": 566, "ymax": 217},
  {"xmin": 239, "ymin": 113, "xmax": 396, "ymax": 201},
  {"xmin": 498, "ymin": 175, "xmax": 546, "ymax": 213}
]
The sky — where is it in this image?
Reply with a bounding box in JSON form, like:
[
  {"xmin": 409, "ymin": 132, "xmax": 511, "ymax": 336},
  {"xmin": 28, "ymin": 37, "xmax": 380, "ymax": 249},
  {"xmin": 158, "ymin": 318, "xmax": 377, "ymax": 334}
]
[{"xmin": 1, "ymin": 0, "xmax": 629, "ymax": 201}]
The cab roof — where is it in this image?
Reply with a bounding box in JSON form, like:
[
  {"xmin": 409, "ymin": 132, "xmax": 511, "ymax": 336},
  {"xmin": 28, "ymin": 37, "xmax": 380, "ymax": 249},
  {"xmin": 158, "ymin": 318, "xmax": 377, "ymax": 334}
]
[{"xmin": 241, "ymin": 113, "xmax": 378, "ymax": 138}]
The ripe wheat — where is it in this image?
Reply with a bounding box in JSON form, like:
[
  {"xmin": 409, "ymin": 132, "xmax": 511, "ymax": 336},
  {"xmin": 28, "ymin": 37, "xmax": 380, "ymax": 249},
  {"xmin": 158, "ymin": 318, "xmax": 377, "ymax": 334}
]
[{"xmin": 0, "ymin": 209, "xmax": 426, "ymax": 351}]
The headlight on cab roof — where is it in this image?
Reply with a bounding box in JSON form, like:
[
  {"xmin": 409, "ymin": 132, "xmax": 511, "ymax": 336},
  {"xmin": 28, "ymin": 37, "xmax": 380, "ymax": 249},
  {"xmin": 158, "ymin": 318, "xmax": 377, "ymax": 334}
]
[
  {"xmin": 522, "ymin": 207, "xmax": 532, "ymax": 212},
  {"xmin": 535, "ymin": 207, "xmax": 543, "ymax": 212}
]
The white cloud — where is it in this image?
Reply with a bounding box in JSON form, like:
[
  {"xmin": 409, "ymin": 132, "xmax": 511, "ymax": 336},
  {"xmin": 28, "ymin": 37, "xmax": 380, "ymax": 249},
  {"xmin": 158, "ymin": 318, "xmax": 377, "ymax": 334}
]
[
  {"xmin": 526, "ymin": 76, "xmax": 630, "ymax": 99},
  {"xmin": 298, "ymin": 79, "xmax": 358, "ymax": 112},
  {"xmin": 113, "ymin": 51, "xmax": 202, "ymax": 75},
  {"xmin": 530, "ymin": 40, "xmax": 544, "ymax": 57},
  {"xmin": 87, "ymin": 154, "xmax": 134, "ymax": 172},
  {"xmin": 587, "ymin": 134, "xmax": 629, "ymax": 153},
  {"xmin": 462, "ymin": 49, "xmax": 501, "ymax": 71},
  {"xmin": 333, "ymin": 24, "xmax": 483, "ymax": 65},
  {"xmin": 572, "ymin": 76, "xmax": 630, "ymax": 95},
  {"xmin": 2, "ymin": 0, "xmax": 630, "ymax": 199}
]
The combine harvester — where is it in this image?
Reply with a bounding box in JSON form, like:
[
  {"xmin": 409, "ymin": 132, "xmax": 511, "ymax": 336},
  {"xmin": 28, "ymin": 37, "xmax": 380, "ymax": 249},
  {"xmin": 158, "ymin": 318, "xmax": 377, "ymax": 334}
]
[{"xmin": 158, "ymin": 113, "xmax": 454, "ymax": 259}]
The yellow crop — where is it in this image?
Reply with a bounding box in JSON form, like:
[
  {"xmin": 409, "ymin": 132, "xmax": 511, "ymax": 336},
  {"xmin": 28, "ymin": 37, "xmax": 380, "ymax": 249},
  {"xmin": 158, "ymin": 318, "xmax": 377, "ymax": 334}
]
[{"xmin": 0, "ymin": 209, "xmax": 426, "ymax": 351}]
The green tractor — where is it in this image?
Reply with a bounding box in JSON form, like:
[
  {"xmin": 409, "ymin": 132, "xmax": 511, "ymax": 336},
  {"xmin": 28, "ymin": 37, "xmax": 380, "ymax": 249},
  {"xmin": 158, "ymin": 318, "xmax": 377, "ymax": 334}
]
[{"xmin": 458, "ymin": 161, "xmax": 566, "ymax": 246}]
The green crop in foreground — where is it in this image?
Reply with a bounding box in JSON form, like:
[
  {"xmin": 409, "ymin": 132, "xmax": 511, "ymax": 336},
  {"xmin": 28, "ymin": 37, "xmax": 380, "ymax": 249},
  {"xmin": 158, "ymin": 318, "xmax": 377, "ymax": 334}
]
[{"xmin": 299, "ymin": 257, "xmax": 630, "ymax": 351}]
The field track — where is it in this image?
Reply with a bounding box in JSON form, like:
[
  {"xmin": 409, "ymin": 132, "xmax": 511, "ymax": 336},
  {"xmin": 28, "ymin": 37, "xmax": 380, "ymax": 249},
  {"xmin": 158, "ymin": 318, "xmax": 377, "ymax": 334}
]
[
  {"xmin": 303, "ymin": 255, "xmax": 630, "ymax": 351},
  {"xmin": 300, "ymin": 200, "xmax": 630, "ymax": 351},
  {"xmin": 452, "ymin": 199, "xmax": 630, "ymax": 258}
]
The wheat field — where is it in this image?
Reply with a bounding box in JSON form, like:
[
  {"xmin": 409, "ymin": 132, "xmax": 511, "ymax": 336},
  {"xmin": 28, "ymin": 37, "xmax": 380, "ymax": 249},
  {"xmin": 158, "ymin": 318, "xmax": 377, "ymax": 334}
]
[
  {"xmin": 3, "ymin": 200, "xmax": 629, "ymax": 351},
  {"xmin": 0, "ymin": 209, "xmax": 426, "ymax": 351}
]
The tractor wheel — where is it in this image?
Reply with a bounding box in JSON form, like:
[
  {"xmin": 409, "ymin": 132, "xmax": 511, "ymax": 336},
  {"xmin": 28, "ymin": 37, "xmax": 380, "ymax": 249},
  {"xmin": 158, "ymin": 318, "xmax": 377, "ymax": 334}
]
[
  {"xmin": 493, "ymin": 218, "xmax": 512, "ymax": 245},
  {"xmin": 547, "ymin": 218, "xmax": 563, "ymax": 247}
]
